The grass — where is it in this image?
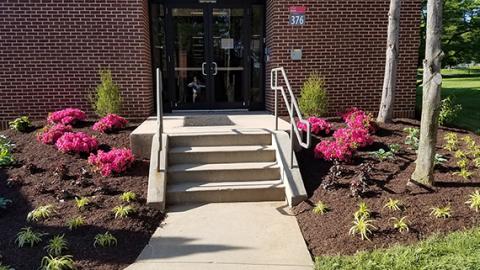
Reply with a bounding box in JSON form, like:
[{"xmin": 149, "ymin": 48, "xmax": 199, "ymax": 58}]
[
  {"xmin": 315, "ymin": 227, "xmax": 480, "ymax": 270},
  {"xmin": 416, "ymin": 68, "xmax": 480, "ymax": 132}
]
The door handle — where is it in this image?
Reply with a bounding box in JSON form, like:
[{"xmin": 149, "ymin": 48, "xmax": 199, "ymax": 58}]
[
  {"xmin": 202, "ymin": 62, "xmax": 207, "ymax": 75},
  {"xmin": 212, "ymin": 62, "xmax": 218, "ymax": 75}
]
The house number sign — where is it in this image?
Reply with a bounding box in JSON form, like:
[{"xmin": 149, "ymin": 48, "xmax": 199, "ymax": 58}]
[{"xmin": 289, "ymin": 6, "xmax": 306, "ymax": 25}]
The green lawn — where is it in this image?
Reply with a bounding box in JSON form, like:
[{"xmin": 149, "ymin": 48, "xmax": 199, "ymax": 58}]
[
  {"xmin": 315, "ymin": 227, "xmax": 480, "ymax": 270},
  {"xmin": 416, "ymin": 70, "xmax": 480, "ymax": 132}
]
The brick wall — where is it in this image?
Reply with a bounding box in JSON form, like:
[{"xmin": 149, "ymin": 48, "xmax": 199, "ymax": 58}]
[
  {"xmin": 265, "ymin": 0, "xmax": 421, "ymax": 118},
  {"xmin": 0, "ymin": 0, "xmax": 153, "ymax": 128}
]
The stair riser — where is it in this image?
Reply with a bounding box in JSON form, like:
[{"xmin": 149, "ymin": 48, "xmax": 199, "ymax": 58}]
[
  {"xmin": 168, "ymin": 168, "xmax": 281, "ymax": 183},
  {"xmin": 167, "ymin": 188, "xmax": 285, "ymax": 204},
  {"xmin": 169, "ymin": 134, "xmax": 272, "ymax": 147},
  {"xmin": 168, "ymin": 150, "xmax": 276, "ymax": 165}
]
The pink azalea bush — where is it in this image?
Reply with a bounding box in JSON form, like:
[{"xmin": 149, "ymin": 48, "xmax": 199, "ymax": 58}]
[
  {"xmin": 48, "ymin": 108, "xmax": 86, "ymax": 125},
  {"xmin": 92, "ymin": 114, "xmax": 128, "ymax": 133},
  {"xmin": 56, "ymin": 132, "xmax": 98, "ymax": 154},
  {"xmin": 297, "ymin": 117, "xmax": 332, "ymax": 135},
  {"xmin": 36, "ymin": 124, "xmax": 73, "ymax": 144},
  {"xmin": 342, "ymin": 107, "xmax": 378, "ymax": 134},
  {"xmin": 333, "ymin": 128, "xmax": 373, "ymax": 149},
  {"xmin": 88, "ymin": 148, "xmax": 135, "ymax": 177},
  {"xmin": 315, "ymin": 140, "xmax": 353, "ymax": 161}
]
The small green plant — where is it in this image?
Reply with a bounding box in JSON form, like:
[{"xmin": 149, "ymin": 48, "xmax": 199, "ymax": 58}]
[
  {"xmin": 462, "ymin": 135, "xmax": 476, "ymax": 149},
  {"xmin": 454, "ymin": 150, "xmax": 467, "ymax": 160},
  {"xmin": 388, "ymin": 144, "xmax": 401, "ymax": 154},
  {"xmin": 15, "ymin": 227, "xmax": 45, "ymax": 247},
  {"xmin": 66, "ymin": 216, "xmax": 86, "ymax": 230},
  {"xmin": 112, "ymin": 205, "xmax": 135, "ymax": 219},
  {"xmin": 9, "ymin": 116, "xmax": 32, "ymax": 132},
  {"xmin": 89, "ymin": 69, "xmax": 122, "ymax": 117},
  {"xmin": 74, "ymin": 197, "xmax": 89, "ymax": 211},
  {"xmin": 312, "ymin": 201, "xmax": 329, "ymax": 215},
  {"xmin": 383, "ymin": 198, "xmax": 402, "ymax": 211},
  {"xmin": 94, "ymin": 232, "xmax": 117, "ymax": 248},
  {"xmin": 45, "ymin": 235, "xmax": 68, "ymax": 257},
  {"xmin": 40, "ymin": 255, "xmax": 75, "ymax": 270},
  {"xmin": 465, "ymin": 190, "xmax": 480, "ymax": 212},
  {"xmin": 119, "ymin": 191, "xmax": 137, "ymax": 203},
  {"xmin": 298, "ymin": 73, "xmax": 328, "ymax": 117},
  {"xmin": 0, "ymin": 145, "xmax": 14, "ymax": 167},
  {"xmin": 430, "ymin": 206, "xmax": 452, "ymax": 219},
  {"xmin": 0, "ymin": 135, "xmax": 15, "ymax": 150},
  {"xmin": 369, "ymin": 148, "xmax": 394, "ymax": 161},
  {"xmin": 453, "ymin": 168, "xmax": 473, "ymax": 180},
  {"xmin": 443, "ymin": 132, "xmax": 459, "ymax": 151},
  {"xmin": 27, "ymin": 204, "xmax": 55, "ymax": 222},
  {"xmin": 349, "ymin": 215, "xmax": 376, "ymax": 241},
  {"xmin": 469, "ymin": 146, "xmax": 480, "ymax": 159},
  {"xmin": 0, "ymin": 263, "xmax": 14, "ymax": 270},
  {"xmin": 456, "ymin": 158, "xmax": 469, "ymax": 169},
  {"xmin": 391, "ymin": 216, "xmax": 409, "ymax": 233},
  {"xmin": 0, "ymin": 196, "xmax": 12, "ymax": 210},
  {"xmin": 354, "ymin": 202, "xmax": 371, "ymax": 219},
  {"xmin": 474, "ymin": 158, "xmax": 480, "ymax": 168},
  {"xmin": 434, "ymin": 154, "xmax": 448, "ymax": 166},
  {"xmin": 404, "ymin": 128, "xmax": 419, "ymax": 150},
  {"xmin": 438, "ymin": 96, "xmax": 462, "ymax": 126}
]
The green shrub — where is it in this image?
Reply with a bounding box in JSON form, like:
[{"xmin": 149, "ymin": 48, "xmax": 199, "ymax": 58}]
[
  {"xmin": 15, "ymin": 227, "xmax": 45, "ymax": 247},
  {"xmin": 439, "ymin": 96, "xmax": 462, "ymax": 126},
  {"xmin": 298, "ymin": 73, "xmax": 328, "ymax": 117},
  {"xmin": 94, "ymin": 232, "xmax": 117, "ymax": 248},
  {"xmin": 9, "ymin": 116, "xmax": 32, "ymax": 132},
  {"xmin": 89, "ymin": 69, "xmax": 122, "ymax": 117},
  {"xmin": 40, "ymin": 255, "xmax": 75, "ymax": 270},
  {"xmin": 0, "ymin": 145, "xmax": 14, "ymax": 167}
]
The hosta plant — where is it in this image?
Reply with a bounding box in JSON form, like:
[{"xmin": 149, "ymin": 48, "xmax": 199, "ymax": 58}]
[
  {"xmin": 312, "ymin": 201, "xmax": 329, "ymax": 215},
  {"xmin": 40, "ymin": 255, "xmax": 75, "ymax": 270},
  {"xmin": 56, "ymin": 132, "xmax": 98, "ymax": 154},
  {"xmin": 453, "ymin": 168, "xmax": 473, "ymax": 180},
  {"xmin": 94, "ymin": 232, "xmax": 117, "ymax": 248},
  {"xmin": 369, "ymin": 149, "xmax": 394, "ymax": 161},
  {"xmin": 383, "ymin": 198, "xmax": 402, "ymax": 211},
  {"xmin": 92, "ymin": 114, "xmax": 128, "ymax": 133},
  {"xmin": 48, "ymin": 108, "xmax": 86, "ymax": 125},
  {"xmin": 430, "ymin": 206, "xmax": 452, "ymax": 219},
  {"xmin": 354, "ymin": 202, "xmax": 370, "ymax": 219},
  {"xmin": 388, "ymin": 144, "xmax": 401, "ymax": 154},
  {"xmin": 0, "ymin": 196, "xmax": 12, "ymax": 210},
  {"xmin": 465, "ymin": 190, "xmax": 480, "ymax": 212},
  {"xmin": 9, "ymin": 116, "xmax": 32, "ymax": 132},
  {"xmin": 112, "ymin": 205, "xmax": 135, "ymax": 219},
  {"xmin": 391, "ymin": 216, "xmax": 409, "ymax": 233},
  {"xmin": 0, "ymin": 145, "xmax": 14, "ymax": 167},
  {"xmin": 119, "ymin": 191, "xmax": 137, "ymax": 203},
  {"xmin": 404, "ymin": 127, "xmax": 419, "ymax": 150},
  {"xmin": 297, "ymin": 117, "xmax": 332, "ymax": 135},
  {"xmin": 434, "ymin": 154, "xmax": 448, "ymax": 166},
  {"xmin": 45, "ymin": 235, "xmax": 68, "ymax": 257},
  {"xmin": 74, "ymin": 197, "xmax": 89, "ymax": 211},
  {"xmin": 27, "ymin": 204, "xmax": 55, "ymax": 222},
  {"xmin": 37, "ymin": 124, "xmax": 73, "ymax": 145},
  {"xmin": 66, "ymin": 216, "xmax": 86, "ymax": 230},
  {"xmin": 88, "ymin": 148, "xmax": 134, "ymax": 177},
  {"xmin": 349, "ymin": 215, "xmax": 376, "ymax": 241},
  {"xmin": 443, "ymin": 132, "xmax": 459, "ymax": 151},
  {"xmin": 15, "ymin": 227, "xmax": 45, "ymax": 247}
]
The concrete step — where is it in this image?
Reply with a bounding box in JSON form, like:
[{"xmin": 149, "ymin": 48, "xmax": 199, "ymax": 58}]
[
  {"xmin": 169, "ymin": 131, "xmax": 272, "ymax": 147},
  {"xmin": 168, "ymin": 162, "xmax": 281, "ymax": 183},
  {"xmin": 168, "ymin": 145, "xmax": 276, "ymax": 165},
  {"xmin": 166, "ymin": 180, "xmax": 285, "ymax": 204}
]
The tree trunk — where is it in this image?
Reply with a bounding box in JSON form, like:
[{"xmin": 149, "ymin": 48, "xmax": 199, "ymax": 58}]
[
  {"xmin": 410, "ymin": 0, "xmax": 443, "ymax": 186},
  {"xmin": 377, "ymin": 0, "xmax": 401, "ymax": 123}
]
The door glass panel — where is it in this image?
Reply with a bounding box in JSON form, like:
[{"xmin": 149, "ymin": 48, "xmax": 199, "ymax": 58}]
[
  {"xmin": 172, "ymin": 8, "xmax": 207, "ymax": 106},
  {"xmin": 211, "ymin": 8, "xmax": 245, "ymax": 104},
  {"xmin": 250, "ymin": 5, "xmax": 264, "ymax": 104}
]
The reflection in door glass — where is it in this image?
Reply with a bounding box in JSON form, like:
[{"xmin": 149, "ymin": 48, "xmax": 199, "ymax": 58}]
[
  {"xmin": 250, "ymin": 5, "xmax": 264, "ymax": 105},
  {"xmin": 172, "ymin": 8, "xmax": 207, "ymax": 106}
]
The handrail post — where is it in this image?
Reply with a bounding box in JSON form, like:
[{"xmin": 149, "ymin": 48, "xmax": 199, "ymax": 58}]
[
  {"xmin": 290, "ymin": 100, "xmax": 294, "ymax": 168},
  {"xmin": 274, "ymin": 71, "xmax": 278, "ymax": 131},
  {"xmin": 156, "ymin": 68, "xmax": 163, "ymax": 172}
]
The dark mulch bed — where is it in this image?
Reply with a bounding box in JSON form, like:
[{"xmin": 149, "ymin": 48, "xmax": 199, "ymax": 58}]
[
  {"xmin": 294, "ymin": 118, "xmax": 480, "ymax": 256},
  {"xmin": 0, "ymin": 122, "xmax": 164, "ymax": 270}
]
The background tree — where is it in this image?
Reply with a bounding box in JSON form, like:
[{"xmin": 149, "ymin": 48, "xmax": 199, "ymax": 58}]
[
  {"xmin": 411, "ymin": 0, "xmax": 444, "ymax": 186},
  {"xmin": 419, "ymin": 0, "xmax": 480, "ymax": 67},
  {"xmin": 377, "ymin": 0, "xmax": 401, "ymax": 123}
]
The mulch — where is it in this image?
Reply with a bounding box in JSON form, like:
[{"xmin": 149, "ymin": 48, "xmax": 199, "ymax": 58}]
[
  {"xmin": 0, "ymin": 122, "xmax": 164, "ymax": 270},
  {"xmin": 294, "ymin": 118, "xmax": 480, "ymax": 256}
]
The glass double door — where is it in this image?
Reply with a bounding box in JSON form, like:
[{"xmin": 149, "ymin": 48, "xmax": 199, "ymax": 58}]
[{"xmin": 168, "ymin": 4, "xmax": 249, "ymax": 109}]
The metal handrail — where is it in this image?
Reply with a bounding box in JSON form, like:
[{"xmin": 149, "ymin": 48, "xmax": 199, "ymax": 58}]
[
  {"xmin": 270, "ymin": 67, "xmax": 311, "ymax": 168},
  {"xmin": 156, "ymin": 68, "xmax": 163, "ymax": 172}
]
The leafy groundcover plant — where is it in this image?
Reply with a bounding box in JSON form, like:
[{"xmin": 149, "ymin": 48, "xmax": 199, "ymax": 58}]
[
  {"xmin": 56, "ymin": 132, "xmax": 98, "ymax": 154},
  {"xmin": 36, "ymin": 124, "xmax": 73, "ymax": 145},
  {"xmin": 92, "ymin": 114, "xmax": 128, "ymax": 133},
  {"xmin": 48, "ymin": 108, "xmax": 86, "ymax": 125},
  {"xmin": 315, "ymin": 227, "xmax": 480, "ymax": 270},
  {"xmin": 88, "ymin": 148, "xmax": 134, "ymax": 177}
]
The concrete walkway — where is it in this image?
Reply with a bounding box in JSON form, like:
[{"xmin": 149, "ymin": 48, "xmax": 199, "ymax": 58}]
[{"xmin": 125, "ymin": 202, "xmax": 313, "ymax": 270}]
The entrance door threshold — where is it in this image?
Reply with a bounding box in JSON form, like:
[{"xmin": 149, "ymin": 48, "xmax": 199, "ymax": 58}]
[{"xmin": 172, "ymin": 109, "xmax": 249, "ymax": 114}]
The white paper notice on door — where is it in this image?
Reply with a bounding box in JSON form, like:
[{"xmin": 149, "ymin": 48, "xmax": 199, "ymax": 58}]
[{"xmin": 221, "ymin": 38, "xmax": 234, "ymax": 50}]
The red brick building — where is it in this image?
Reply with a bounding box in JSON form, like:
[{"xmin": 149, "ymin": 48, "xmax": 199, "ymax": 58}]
[{"xmin": 0, "ymin": 0, "xmax": 421, "ymax": 128}]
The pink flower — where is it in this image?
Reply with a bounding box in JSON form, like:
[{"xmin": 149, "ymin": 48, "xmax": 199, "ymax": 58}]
[
  {"xmin": 297, "ymin": 117, "xmax": 332, "ymax": 135},
  {"xmin": 88, "ymin": 148, "xmax": 135, "ymax": 177},
  {"xmin": 341, "ymin": 107, "xmax": 377, "ymax": 134},
  {"xmin": 333, "ymin": 128, "xmax": 373, "ymax": 149},
  {"xmin": 55, "ymin": 132, "xmax": 98, "ymax": 154},
  {"xmin": 36, "ymin": 124, "xmax": 73, "ymax": 144},
  {"xmin": 314, "ymin": 140, "xmax": 352, "ymax": 161},
  {"xmin": 92, "ymin": 114, "xmax": 128, "ymax": 133},
  {"xmin": 48, "ymin": 108, "xmax": 86, "ymax": 125}
]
